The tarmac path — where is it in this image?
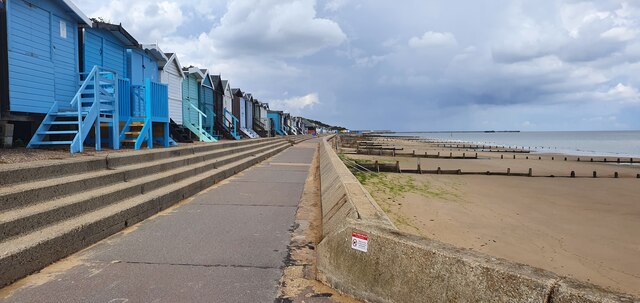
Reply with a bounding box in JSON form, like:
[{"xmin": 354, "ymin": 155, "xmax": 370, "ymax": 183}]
[{"xmin": 0, "ymin": 139, "xmax": 320, "ymax": 303}]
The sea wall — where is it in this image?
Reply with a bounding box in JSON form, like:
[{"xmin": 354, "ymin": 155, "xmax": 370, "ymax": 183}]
[{"xmin": 316, "ymin": 136, "xmax": 639, "ymax": 303}]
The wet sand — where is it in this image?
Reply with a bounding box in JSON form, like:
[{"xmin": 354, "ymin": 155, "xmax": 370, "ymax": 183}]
[{"xmin": 345, "ymin": 138, "xmax": 640, "ymax": 296}]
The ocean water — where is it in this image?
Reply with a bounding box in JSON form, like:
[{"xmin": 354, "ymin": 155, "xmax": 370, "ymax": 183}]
[{"xmin": 392, "ymin": 131, "xmax": 640, "ymax": 158}]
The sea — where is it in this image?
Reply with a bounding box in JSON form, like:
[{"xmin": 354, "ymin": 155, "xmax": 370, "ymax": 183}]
[{"xmin": 391, "ymin": 131, "xmax": 640, "ymax": 158}]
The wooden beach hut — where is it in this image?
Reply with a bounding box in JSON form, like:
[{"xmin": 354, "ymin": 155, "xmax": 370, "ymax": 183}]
[
  {"xmin": 221, "ymin": 80, "xmax": 240, "ymax": 140},
  {"xmin": 258, "ymin": 102, "xmax": 271, "ymax": 136},
  {"xmin": 118, "ymin": 44, "xmax": 170, "ymax": 149},
  {"xmin": 81, "ymin": 21, "xmax": 140, "ymax": 150},
  {"xmin": 181, "ymin": 67, "xmax": 216, "ymax": 142},
  {"xmin": 198, "ymin": 69, "xmax": 217, "ymax": 139},
  {"xmin": 232, "ymin": 89, "xmax": 259, "ymax": 138},
  {"xmin": 160, "ymin": 53, "xmax": 184, "ymax": 124},
  {"xmin": 1, "ymin": 0, "xmax": 117, "ymax": 153},
  {"xmin": 268, "ymin": 110, "xmax": 285, "ymax": 136},
  {"xmin": 161, "ymin": 53, "xmax": 193, "ymax": 143}
]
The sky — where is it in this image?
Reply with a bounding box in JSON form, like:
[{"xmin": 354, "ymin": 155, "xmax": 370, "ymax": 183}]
[{"xmin": 73, "ymin": 0, "xmax": 640, "ymax": 131}]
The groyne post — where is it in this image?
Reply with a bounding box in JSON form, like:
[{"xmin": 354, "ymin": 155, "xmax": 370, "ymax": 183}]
[
  {"xmin": 528, "ymin": 168, "xmax": 533, "ymax": 177},
  {"xmin": 571, "ymin": 171, "xmax": 576, "ymax": 178}
]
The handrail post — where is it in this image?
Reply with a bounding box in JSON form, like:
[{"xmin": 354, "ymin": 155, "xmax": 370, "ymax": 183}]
[{"xmin": 94, "ymin": 68, "xmax": 101, "ymax": 151}]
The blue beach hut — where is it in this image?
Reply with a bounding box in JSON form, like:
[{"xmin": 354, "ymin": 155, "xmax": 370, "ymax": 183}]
[
  {"xmin": 82, "ymin": 21, "xmax": 139, "ymax": 149},
  {"xmin": 3, "ymin": 0, "xmax": 123, "ymax": 153},
  {"xmin": 119, "ymin": 44, "xmax": 170, "ymax": 149},
  {"xmin": 181, "ymin": 67, "xmax": 216, "ymax": 142},
  {"xmin": 268, "ymin": 110, "xmax": 285, "ymax": 136}
]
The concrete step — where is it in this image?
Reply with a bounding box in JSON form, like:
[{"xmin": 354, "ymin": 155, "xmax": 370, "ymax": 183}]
[
  {"xmin": 0, "ymin": 137, "xmax": 280, "ymax": 187},
  {"xmin": 0, "ymin": 140, "xmax": 292, "ymax": 287},
  {"xmin": 0, "ymin": 139, "xmax": 289, "ymax": 242},
  {"xmin": 0, "ymin": 139, "xmax": 284, "ymax": 212}
]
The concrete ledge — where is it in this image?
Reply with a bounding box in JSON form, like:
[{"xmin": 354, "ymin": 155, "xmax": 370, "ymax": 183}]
[{"xmin": 317, "ymin": 136, "xmax": 639, "ymax": 303}]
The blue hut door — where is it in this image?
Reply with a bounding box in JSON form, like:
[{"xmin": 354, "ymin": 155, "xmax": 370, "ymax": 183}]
[
  {"xmin": 129, "ymin": 51, "xmax": 144, "ymax": 86},
  {"xmin": 52, "ymin": 14, "xmax": 76, "ymax": 103}
]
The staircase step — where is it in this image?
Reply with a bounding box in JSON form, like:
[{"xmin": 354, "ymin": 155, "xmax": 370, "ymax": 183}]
[
  {"xmin": 48, "ymin": 121, "xmax": 79, "ymax": 125},
  {"xmin": 38, "ymin": 131, "xmax": 78, "ymax": 135},
  {"xmin": 125, "ymin": 132, "xmax": 141, "ymax": 136},
  {"xmin": 0, "ymin": 138, "xmax": 284, "ymax": 212},
  {"xmin": 31, "ymin": 141, "xmax": 74, "ymax": 145},
  {"xmin": 0, "ymin": 139, "xmax": 291, "ymax": 287},
  {"xmin": 53, "ymin": 112, "xmax": 87, "ymax": 117},
  {"xmin": 121, "ymin": 140, "xmax": 137, "ymax": 143},
  {"xmin": 0, "ymin": 139, "xmax": 288, "ymax": 241}
]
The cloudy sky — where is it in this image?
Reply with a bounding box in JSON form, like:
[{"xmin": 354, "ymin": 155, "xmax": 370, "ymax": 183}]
[{"xmin": 74, "ymin": 0, "xmax": 640, "ymax": 131}]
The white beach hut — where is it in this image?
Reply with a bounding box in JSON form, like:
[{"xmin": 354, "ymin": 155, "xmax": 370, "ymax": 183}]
[{"xmin": 160, "ymin": 53, "xmax": 185, "ymax": 124}]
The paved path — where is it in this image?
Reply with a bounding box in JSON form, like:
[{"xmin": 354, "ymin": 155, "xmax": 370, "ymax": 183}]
[{"xmin": 1, "ymin": 139, "xmax": 319, "ymax": 303}]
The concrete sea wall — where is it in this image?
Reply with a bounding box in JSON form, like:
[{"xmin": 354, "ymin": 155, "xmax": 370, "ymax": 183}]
[{"xmin": 316, "ymin": 136, "xmax": 639, "ymax": 303}]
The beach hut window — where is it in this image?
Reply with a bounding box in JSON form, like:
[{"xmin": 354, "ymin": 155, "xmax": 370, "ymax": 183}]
[{"xmin": 59, "ymin": 20, "xmax": 67, "ymax": 38}]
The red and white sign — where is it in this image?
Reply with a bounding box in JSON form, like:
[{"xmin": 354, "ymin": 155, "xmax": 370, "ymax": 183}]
[{"xmin": 351, "ymin": 232, "xmax": 369, "ymax": 252}]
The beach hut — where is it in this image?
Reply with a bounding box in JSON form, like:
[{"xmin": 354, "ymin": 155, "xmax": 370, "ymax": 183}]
[
  {"xmin": 160, "ymin": 53, "xmax": 184, "ymax": 124},
  {"xmin": 268, "ymin": 110, "xmax": 285, "ymax": 136},
  {"xmin": 258, "ymin": 102, "xmax": 271, "ymax": 136},
  {"xmin": 2, "ymin": 0, "xmax": 115, "ymax": 153},
  {"xmin": 198, "ymin": 69, "xmax": 217, "ymax": 139},
  {"xmin": 181, "ymin": 67, "xmax": 216, "ymax": 142},
  {"xmin": 210, "ymin": 75, "xmax": 223, "ymax": 125},
  {"xmin": 81, "ymin": 21, "xmax": 140, "ymax": 149},
  {"xmin": 232, "ymin": 89, "xmax": 258, "ymax": 138},
  {"xmin": 221, "ymin": 80, "xmax": 240, "ymax": 140},
  {"xmin": 160, "ymin": 53, "xmax": 192, "ymax": 143},
  {"xmin": 119, "ymin": 44, "xmax": 170, "ymax": 149},
  {"xmin": 244, "ymin": 93, "xmax": 255, "ymax": 135}
]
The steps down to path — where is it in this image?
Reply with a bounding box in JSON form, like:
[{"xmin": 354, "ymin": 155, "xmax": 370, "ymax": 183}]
[{"xmin": 0, "ymin": 137, "xmax": 296, "ymax": 287}]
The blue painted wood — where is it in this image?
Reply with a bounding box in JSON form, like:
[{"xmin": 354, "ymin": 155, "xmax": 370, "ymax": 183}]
[
  {"xmin": 6, "ymin": 0, "xmax": 83, "ymax": 114},
  {"xmin": 28, "ymin": 66, "xmax": 120, "ymax": 153},
  {"xmin": 84, "ymin": 28, "xmax": 127, "ymax": 77},
  {"xmin": 268, "ymin": 111, "xmax": 286, "ymax": 136}
]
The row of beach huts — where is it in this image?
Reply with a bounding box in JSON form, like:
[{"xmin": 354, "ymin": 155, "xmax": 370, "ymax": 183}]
[{"xmin": 0, "ymin": 0, "xmax": 331, "ymax": 153}]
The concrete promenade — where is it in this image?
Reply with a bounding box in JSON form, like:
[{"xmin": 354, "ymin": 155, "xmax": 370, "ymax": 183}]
[{"xmin": 0, "ymin": 139, "xmax": 319, "ymax": 302}]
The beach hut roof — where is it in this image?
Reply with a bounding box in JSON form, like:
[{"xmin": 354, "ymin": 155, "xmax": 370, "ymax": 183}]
[
  {"xmin": 232, "ymin": 88, "xmax": 244, "ymax": 97},
  {"xmin": 162, "ymin": 53, "xmax": 185, "ymax": 78},
  {"xmin": 91, "ymin": 21, "xmax": 139, "ymax": 48},
  {"xmin": 209, "ymin": 75, "xmax": 223, "ymax": 92},
  {"xmin": 142, "ymin": 44, "xmax": 169, "ymax": 67},
  {"xmin": 183, "ymin": 67, "xmax": 205, "ymax": 80},
  {"xmin": 60, "ymin": 0, "xmax": 93, "ymax": 26}
]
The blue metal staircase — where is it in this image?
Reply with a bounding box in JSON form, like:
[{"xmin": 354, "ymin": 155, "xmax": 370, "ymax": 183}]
[
  {"xmin": 28, "ymin": 66, "xmax": 120, "ymax": 154},
  {"xmin": 182, "ymin": 100, "xmax": 218, "ymax": 142}
]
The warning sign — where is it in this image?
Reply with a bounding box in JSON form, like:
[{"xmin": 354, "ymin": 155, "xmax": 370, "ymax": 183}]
[{"xmin": 351, "ymin": 232, "xmax": 368, "ymax": 252}]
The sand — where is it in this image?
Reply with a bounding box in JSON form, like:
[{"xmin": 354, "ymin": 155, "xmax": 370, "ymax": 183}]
[{"xmin": 345, "ymin": 137, "xmax": 640, "ymax": 297}]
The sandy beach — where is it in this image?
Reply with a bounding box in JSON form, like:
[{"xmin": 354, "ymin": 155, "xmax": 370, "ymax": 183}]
[{"xmin": 342, "ymin": 137, "xmax": 640, "ymax": 296}]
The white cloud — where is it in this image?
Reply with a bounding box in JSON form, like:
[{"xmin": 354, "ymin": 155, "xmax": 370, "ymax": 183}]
[
  {"xmin": 269, "ymin": 93, "xmax": 320, "ymax": 114},
  {"xmin": 324, "ymin": 0, "xmax": 350, "ymax": 11},
  {"xmin": 601, "ymin": 26, "xmax": 637, "ymax": 41},
  {"xmin": 408, "ymin": 31, "xmax": 457, "ymax": 48},
  {"xmin": 86, "ymin": 0, "xmax": 184, "ymax": 42},
  {"xmin": 209, "ymin": 0, "xmax": 347, "ymax": 58},
  {"xmin": 606, "ymin": 83, "xmax": 640, "ymax": 102}
]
